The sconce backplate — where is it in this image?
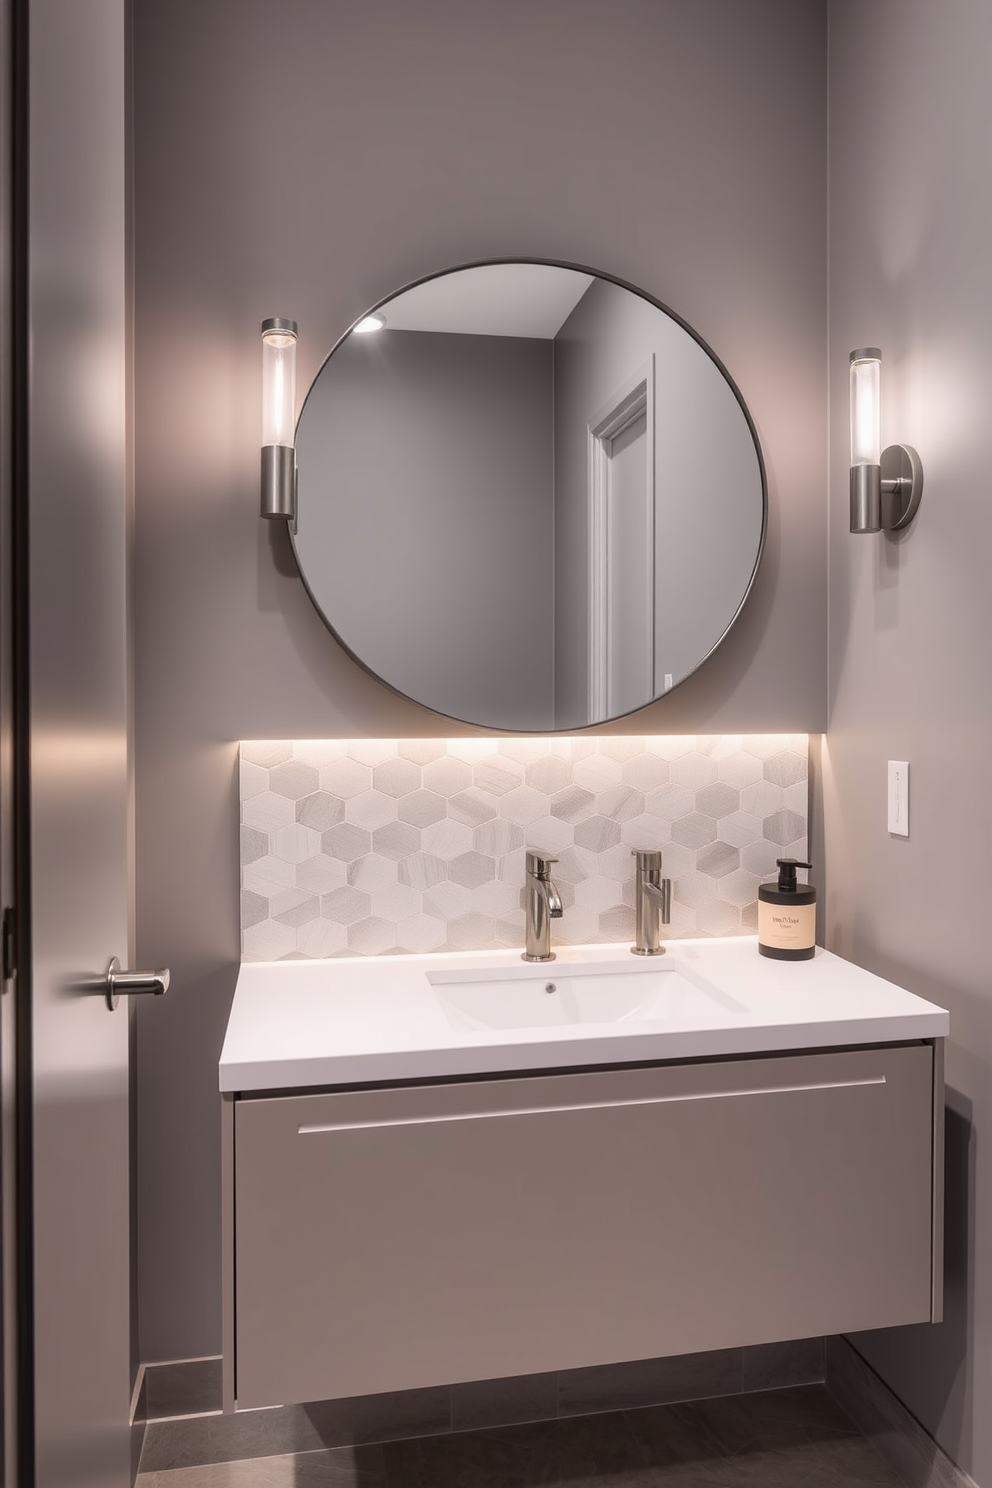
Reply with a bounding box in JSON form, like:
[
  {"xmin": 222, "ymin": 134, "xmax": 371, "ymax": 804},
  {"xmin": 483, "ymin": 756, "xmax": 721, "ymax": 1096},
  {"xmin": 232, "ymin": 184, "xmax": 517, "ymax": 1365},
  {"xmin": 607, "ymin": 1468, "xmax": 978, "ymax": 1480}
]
[{"xmin": 880, "ymin": 443, "xmax": 923, "ymax": 530}]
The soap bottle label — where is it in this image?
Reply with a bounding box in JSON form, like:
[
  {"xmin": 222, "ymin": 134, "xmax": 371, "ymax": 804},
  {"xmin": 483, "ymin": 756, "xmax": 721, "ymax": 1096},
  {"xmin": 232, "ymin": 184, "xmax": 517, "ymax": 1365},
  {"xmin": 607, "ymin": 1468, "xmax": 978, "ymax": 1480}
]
[{"xmin": 758, "ymin": 899, "xmax": 815, "ymax": 952}]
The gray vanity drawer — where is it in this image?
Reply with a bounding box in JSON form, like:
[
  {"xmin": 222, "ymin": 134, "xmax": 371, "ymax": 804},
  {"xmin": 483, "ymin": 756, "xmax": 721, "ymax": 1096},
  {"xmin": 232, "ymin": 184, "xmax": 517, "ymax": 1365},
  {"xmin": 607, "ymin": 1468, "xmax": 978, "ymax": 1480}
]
[{"xmin": 232, "ymin": 1045, "xmax": 934, "ymax": 1408}]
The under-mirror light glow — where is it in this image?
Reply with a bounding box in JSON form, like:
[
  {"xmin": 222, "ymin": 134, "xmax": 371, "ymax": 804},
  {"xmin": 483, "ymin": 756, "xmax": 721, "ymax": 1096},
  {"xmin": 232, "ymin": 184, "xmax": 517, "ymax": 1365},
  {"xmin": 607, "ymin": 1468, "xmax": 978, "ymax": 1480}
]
[
  {"xmin": 353, "ymin": 313, "xmax": 387, "ymax": 334},
  {"xmin": 850, "ymin": 349, "xmax": 881, "ymax": 466},
  {"xmin": 261, "ymin": 322, "xmax": 297, "ymax": 447}
]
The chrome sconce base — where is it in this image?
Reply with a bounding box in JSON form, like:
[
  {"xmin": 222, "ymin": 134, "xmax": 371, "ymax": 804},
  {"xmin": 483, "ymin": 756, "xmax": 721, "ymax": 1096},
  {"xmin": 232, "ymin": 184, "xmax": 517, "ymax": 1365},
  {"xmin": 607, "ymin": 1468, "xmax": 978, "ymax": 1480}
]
[
  {"xmin": 261, "ymin": 444, "xmax": 297, "ymax": 524},
  {"xmin": 850, "ymin": 443, "xmax": 924, "ymax": 534}
]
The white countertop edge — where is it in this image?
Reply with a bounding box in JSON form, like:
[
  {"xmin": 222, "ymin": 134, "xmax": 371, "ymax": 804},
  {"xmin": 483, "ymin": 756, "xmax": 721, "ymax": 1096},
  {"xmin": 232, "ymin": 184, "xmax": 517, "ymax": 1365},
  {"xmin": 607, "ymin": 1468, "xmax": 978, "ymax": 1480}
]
[
  {"xmin": 220, "ymin": 938, "xmax": 949, "ymax": 1094},
  {"xmin": 220, "ymin": 1011, "xmax": 948, "ymax": 1094}
]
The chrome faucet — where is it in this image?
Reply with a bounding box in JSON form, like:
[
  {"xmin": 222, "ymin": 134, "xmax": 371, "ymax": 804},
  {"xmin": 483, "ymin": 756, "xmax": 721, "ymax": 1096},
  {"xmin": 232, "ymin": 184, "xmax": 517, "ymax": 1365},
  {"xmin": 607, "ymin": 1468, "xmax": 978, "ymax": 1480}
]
[
  {"xmin": 631, "ymin": 849, "xmax": 671, "ymax": 955},
  {"xmin": 522, "ymin": 851, "xmax": 563, "ymax": 962}
]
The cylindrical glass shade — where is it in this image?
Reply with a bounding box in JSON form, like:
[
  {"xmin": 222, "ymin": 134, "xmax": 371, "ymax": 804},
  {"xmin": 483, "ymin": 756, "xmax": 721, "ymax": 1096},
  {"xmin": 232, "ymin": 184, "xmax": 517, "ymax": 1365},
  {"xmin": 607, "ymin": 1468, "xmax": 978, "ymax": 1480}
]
[
  {"xmin": 261, "ymin": 319, "xmax": 298, "ymax": 448},
  {"xmin": 850, "ymin": 348, "xmax": 881, "ymax": 466}
]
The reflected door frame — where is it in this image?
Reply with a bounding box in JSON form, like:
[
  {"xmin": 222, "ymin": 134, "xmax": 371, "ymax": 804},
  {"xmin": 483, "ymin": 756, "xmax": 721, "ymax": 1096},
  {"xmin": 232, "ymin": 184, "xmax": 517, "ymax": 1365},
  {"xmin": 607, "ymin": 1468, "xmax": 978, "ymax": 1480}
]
[{"xmin": 587, "ymin": 357, "xmax": 656, "ymax": 722}]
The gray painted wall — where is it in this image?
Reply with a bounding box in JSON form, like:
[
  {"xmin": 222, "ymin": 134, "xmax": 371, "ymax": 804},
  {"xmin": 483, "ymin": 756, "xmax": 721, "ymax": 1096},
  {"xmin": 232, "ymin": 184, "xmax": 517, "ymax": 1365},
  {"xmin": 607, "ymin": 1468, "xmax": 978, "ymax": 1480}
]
[
  {"xmin": 552, "ymin": 277, "xmax": 764, "ymax": 727},
  {"xmin": 825, "ymin": 3, "xmax": 992, "ymax": 1481},
  {"xmin": 132, "ymin": 0, "xmax": 827, "ymax": 1359},
  {"xmin": 295, "ymin": 328, "xmax": 554, "ymax": 730}
]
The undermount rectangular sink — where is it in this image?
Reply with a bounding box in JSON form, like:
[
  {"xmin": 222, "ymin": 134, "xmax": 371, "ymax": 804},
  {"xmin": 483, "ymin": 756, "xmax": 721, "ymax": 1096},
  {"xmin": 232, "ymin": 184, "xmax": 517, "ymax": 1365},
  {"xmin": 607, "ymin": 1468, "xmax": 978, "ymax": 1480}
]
[{"xmin": 427, "ymin": 957, "xmax": 746, "ymax": 1033}]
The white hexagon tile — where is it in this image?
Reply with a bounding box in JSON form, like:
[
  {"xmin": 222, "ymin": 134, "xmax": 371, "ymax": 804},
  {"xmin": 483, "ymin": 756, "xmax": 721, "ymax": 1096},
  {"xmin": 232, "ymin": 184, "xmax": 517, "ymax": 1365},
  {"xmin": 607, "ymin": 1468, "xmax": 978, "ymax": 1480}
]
[{"xmin": 240, "ymin": 735, "xmax": 809, "ymax": 960}]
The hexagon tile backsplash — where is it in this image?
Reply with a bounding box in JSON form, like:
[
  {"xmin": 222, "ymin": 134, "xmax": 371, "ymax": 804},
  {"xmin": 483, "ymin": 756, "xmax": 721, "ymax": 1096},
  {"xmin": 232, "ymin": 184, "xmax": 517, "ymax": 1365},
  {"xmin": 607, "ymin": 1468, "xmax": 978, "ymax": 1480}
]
[{"xmin": 240, "ymin": 735, "xmax": 809, "ymax": 961}]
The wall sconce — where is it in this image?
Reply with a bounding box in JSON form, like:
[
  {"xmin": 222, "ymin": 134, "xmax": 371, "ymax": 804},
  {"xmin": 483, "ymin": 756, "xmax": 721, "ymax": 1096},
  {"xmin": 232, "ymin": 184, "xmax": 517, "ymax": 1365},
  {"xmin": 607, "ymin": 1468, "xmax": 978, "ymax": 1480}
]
[
  {"xmin": 260, "ymin": 317, "xmax": 298, "ymax": 522},
  {"xmin": 849, "ymin": 348, "xmax": 923, "ymax": 534}
]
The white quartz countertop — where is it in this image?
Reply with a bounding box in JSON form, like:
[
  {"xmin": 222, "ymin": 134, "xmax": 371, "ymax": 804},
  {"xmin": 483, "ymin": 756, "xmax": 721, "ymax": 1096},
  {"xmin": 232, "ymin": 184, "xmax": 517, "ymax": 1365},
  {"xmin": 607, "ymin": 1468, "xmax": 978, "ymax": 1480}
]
[{"xmin": 220, "ymin": 938, "xmax": 949, "ymax": 1093}]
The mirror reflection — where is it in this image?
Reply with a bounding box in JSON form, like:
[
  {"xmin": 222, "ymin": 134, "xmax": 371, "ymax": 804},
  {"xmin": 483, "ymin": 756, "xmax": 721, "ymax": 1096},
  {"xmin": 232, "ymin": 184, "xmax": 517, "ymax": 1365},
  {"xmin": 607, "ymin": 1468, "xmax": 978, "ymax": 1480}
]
[{"xmin": 294, "ymin": 262, "xmax": 765, "ymax": 732}]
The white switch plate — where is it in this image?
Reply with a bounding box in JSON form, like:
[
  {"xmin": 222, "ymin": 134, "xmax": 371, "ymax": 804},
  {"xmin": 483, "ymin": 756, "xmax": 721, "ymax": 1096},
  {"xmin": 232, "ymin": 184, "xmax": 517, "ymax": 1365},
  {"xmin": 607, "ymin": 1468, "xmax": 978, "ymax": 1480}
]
[{"xmin": 888, "ymin": 760, "xmax": 909, "ymax": 837}]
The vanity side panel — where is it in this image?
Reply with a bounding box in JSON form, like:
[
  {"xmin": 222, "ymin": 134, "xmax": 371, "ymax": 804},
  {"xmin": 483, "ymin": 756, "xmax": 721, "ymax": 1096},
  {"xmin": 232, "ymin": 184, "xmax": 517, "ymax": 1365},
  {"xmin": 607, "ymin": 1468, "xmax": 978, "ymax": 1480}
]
[
  {"xmin": 220, "ymin": 1092, "xmax": 236, "ymax": 1413},
  {"xmin": 931, "ymin": 1038, "xmax": 944, "ymax": 1323},
  {"xmin": 233, "ymin": 1047, "xmax": 933, "ymax": 1408}
]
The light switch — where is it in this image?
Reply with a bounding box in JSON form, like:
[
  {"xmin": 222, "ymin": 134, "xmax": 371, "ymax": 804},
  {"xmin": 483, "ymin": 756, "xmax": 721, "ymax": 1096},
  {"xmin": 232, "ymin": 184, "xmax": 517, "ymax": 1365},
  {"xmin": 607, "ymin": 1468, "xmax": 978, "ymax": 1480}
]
[{"xmin": 888, "ymin": 760, "xmax": 909, "ymax": 837}]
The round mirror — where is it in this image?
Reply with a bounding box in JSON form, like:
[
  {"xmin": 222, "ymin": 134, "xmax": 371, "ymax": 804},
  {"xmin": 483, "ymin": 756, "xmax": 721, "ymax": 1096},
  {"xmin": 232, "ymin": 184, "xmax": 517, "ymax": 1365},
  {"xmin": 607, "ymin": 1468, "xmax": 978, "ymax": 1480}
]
[{"xmin": 294, "ymin": 261, "xmax": 766, "ymax": 732}]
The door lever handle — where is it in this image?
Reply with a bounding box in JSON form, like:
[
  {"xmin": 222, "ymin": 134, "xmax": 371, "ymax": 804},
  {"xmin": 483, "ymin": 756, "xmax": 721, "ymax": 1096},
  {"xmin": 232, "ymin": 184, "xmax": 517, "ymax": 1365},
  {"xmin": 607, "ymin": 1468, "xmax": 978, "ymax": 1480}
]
[{"xmin": 105, "ymin": 956, "xmax": 170, "ymax": 1011}]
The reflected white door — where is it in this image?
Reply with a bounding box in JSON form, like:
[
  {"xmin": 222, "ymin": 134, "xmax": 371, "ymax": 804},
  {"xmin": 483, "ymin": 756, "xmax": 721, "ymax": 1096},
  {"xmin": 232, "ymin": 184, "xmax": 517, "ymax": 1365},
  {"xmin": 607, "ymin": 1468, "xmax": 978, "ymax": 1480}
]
[
  {"xmin": 588, "ymin": 366, "xmax": 655, "ymax": 724},
  {"xmin": 605, "ymin": 410, "xmax": 653, "ymax": 718}
]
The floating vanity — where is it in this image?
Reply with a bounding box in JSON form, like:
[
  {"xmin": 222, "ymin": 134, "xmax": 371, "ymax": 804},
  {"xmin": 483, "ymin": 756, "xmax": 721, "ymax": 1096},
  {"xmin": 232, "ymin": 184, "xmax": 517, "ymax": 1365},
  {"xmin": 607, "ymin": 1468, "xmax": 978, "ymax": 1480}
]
[{"xmin": 219, "ymin": 938, "xmax": 948, "ymax": 1413}]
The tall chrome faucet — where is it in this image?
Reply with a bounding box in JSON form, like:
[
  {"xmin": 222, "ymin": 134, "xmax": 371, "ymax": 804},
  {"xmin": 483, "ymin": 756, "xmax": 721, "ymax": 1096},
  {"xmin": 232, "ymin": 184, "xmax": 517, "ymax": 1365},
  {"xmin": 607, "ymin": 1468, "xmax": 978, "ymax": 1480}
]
[
  {"xmin": 522, "ymin": 851, "xmax": 563, "ymax": 962},
  {"xmin": 631, "ymin": 849, "xmax": 672, "ymax": 955}
]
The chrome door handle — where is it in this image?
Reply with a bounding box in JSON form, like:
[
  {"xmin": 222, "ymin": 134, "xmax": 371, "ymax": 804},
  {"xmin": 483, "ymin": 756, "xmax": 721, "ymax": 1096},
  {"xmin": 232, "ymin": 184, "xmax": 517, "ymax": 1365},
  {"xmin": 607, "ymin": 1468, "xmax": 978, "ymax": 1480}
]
[{"xmin": 105, "ymin": 956, "xmax": 170, "ymax": 1011}]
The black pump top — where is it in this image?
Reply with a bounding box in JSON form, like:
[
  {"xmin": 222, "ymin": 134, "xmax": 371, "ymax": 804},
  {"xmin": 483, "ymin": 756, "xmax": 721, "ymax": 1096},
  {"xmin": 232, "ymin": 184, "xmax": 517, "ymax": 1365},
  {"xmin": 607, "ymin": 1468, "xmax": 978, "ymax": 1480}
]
[{"xmin": 776, "ymin": 857, "xmax": 812, "ymax": 892}]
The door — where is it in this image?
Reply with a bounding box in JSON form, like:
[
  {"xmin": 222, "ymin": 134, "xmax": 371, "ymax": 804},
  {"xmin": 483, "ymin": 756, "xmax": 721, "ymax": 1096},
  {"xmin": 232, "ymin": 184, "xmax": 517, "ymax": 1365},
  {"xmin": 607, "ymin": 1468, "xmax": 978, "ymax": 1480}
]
[
  {"xmin": 605, "ymin": 409, "xmax": 652, "ymax": 717},
  {"xmin": 1, "ymin": 1, "xmax": 18, "ymax": 1481},
  {"xmin": 23, "ymin": 1, "xmax": 133, "ymax": 1483},
  {"xmin": 588, "ymin": 367, "xmax": 656, "ymax": 723}
]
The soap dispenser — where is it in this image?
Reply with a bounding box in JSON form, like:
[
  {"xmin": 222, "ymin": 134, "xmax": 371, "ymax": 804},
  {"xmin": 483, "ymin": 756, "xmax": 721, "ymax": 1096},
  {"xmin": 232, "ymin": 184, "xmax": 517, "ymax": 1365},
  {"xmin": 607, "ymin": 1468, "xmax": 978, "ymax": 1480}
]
[{"xmin": 757, "ymin": 858, "xmax": 816, "ymax": 960}]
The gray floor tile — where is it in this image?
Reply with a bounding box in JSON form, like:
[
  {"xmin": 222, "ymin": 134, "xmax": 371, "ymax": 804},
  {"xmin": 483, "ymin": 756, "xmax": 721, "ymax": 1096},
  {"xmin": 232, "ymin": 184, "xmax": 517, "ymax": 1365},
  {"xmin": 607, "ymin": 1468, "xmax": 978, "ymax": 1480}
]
[
  {"xmin": 140, "ymin": 1415, "xmax": 216, "ymax": 1472},
  {"xmin": 384, "ymin": 1413, "xmax": 662, "ymax": 1488},
  {"xmin": 136, "ymin": 1463, "xmax": 254, "ymax": 1488},
  {"xmin": 451, "ymin": 1371, "xmax": 558, "ymax": 1432},
  {"xmin": 558, "ymin": 1350, "xmax": 741, "ymax": 1417},
  {"xmin": 250, "ymin": 1444, "xmax": 389, "ymax": 1486},
  {"xmin": 625, "ymin": 1387, "xmax": 884, "ymax": 1488},
  {"xmin": 791, "ymin": 1432, "xmax": 907, "ymax": 1487},
  {"xmin": 142, "ymin": 1380, "xmax": 906, "ymax": 1488},
  {"xmin": 146, "ymin": 1359, "xmax": 224, "ymax": 1420},
  {"xmin": 741, "ymin": 1339, "xmax": 824, "ymax": 1394},
  {"xmin": 719, "ymin": 1386, "xmax": 853, "ymax": 1447},
  {"xmin": 303, "ymin": 1385, "xmax": 452, "ymax": 1447},
  {"xmin": 140, "ymin": 1388, "xmax": 451, "ymax": 1473},
  {"xmin": 138, "ymin": 1447, "xmax": 389, "ymax": 1488}
]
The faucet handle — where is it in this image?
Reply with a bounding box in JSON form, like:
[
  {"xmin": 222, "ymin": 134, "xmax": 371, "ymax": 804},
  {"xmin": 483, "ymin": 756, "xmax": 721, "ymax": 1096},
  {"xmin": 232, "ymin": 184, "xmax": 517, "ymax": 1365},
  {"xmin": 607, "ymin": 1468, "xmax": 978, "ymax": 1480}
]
[{"xmin": 526, "ymin": 851, "xmax": 558, "ymax": 878}]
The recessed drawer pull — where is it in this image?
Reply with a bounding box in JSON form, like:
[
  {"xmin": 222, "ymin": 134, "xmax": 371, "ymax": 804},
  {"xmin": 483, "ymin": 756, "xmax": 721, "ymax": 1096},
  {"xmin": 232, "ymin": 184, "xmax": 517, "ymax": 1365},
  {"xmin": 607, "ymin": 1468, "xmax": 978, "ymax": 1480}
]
[{"xmin": 297, "ymin": 1075, "xmax": 887, "ymax": 1135}]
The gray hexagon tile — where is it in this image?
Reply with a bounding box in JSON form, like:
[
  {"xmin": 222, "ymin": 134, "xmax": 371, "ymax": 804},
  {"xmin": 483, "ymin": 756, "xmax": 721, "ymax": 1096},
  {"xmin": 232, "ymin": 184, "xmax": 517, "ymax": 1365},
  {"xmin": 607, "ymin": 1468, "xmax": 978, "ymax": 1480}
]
[
  {"xmin": 474, "ymin": 818, "xmax": 525, "ymax": 859},
  {"xmin": 621, "ymin": 753, "xmax": 670, "ymax": 790},
  {"xmin": 763, "ymin": 749, "xmax": 807, "ymax": 788},
  {"xmin": 243, "ymin": 854, "xmax": 296, "ymax": 898},
  {"xmin": 240, "ymin": 736, "xmax": 807, "ymax": 959},
  {"xmin": 550, "ymin": 785, "xmax": 596, "ymax": 823},
  {"xmin": 317, "ymin": 757, "xmax": 371, "ymax": 798},
  {"xmin": 449, "ymin": 788, "xmax": 498, "ymax": 827},
  {"xmin": 373, "ymin": 756, "xmax": 422, "ymax": 797},
  {"xmin": 240, "ymin": 760, "xmax": 269, "ymax": 801},
  {"xmin": 243, "ymin": 791, "xmax": 296, "ymax": 833},
  {"xmin": 424, "ymin": 881, "xmax": 472, "ymax": 920},
  {"xmin": 346, "ymin": 790, "xmax": 398, "ymax": 832},
  {"xmin": 400, "ymin": 739, "xmax": 447, "ymax": 765},
  {"xmin": 296, "ymin": 792, "xmax": 345, "ymax": 832},
  {"xmin": 269, "ymin": 760, "xmax": 319, "ymax": 800},
  {"xmin": 397, "ymin": 789, "xmax": 447, "ymax": 829},
  {"xmin": 296, "ymin": 855, "xmax": 348, "ymax": 894},
  {"xmin": 397, "ymin": 852, "xmax": 447, "ymax": 890},
  {"xmin": 423, "ymin": 756, "xmax": 473, "ymax": 796},
  {"xmin": 322, "ymin": 886, "xmax": 370, "ymax": 925},
  {"xmin": 348, "ymin": 739, "xmax": 399, "ymax": 768},
  {"xmin": 671, "ymin": 752, "xmax": 719, "ymax": 789},
  {"xmin": 297, "ymin": 919, "xmax": 348, "ymax": 958},
  {"xmin": 240, "ymin": 825, "xmax": 267, "ymax": 866},
  {"xmin": 716, "ymin": 751, "xmax": 765, "ymax": 789},
  {"xmin": 322, "ymin": 823, "xmax": 370, "ymax": 861},
  {"xmin": 241, "ymin": 741, "xmax": 293, "ymax": 769},
  {"xmin": 347, "ymin": 853, "xmax": 398, "ymax": 893}
]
